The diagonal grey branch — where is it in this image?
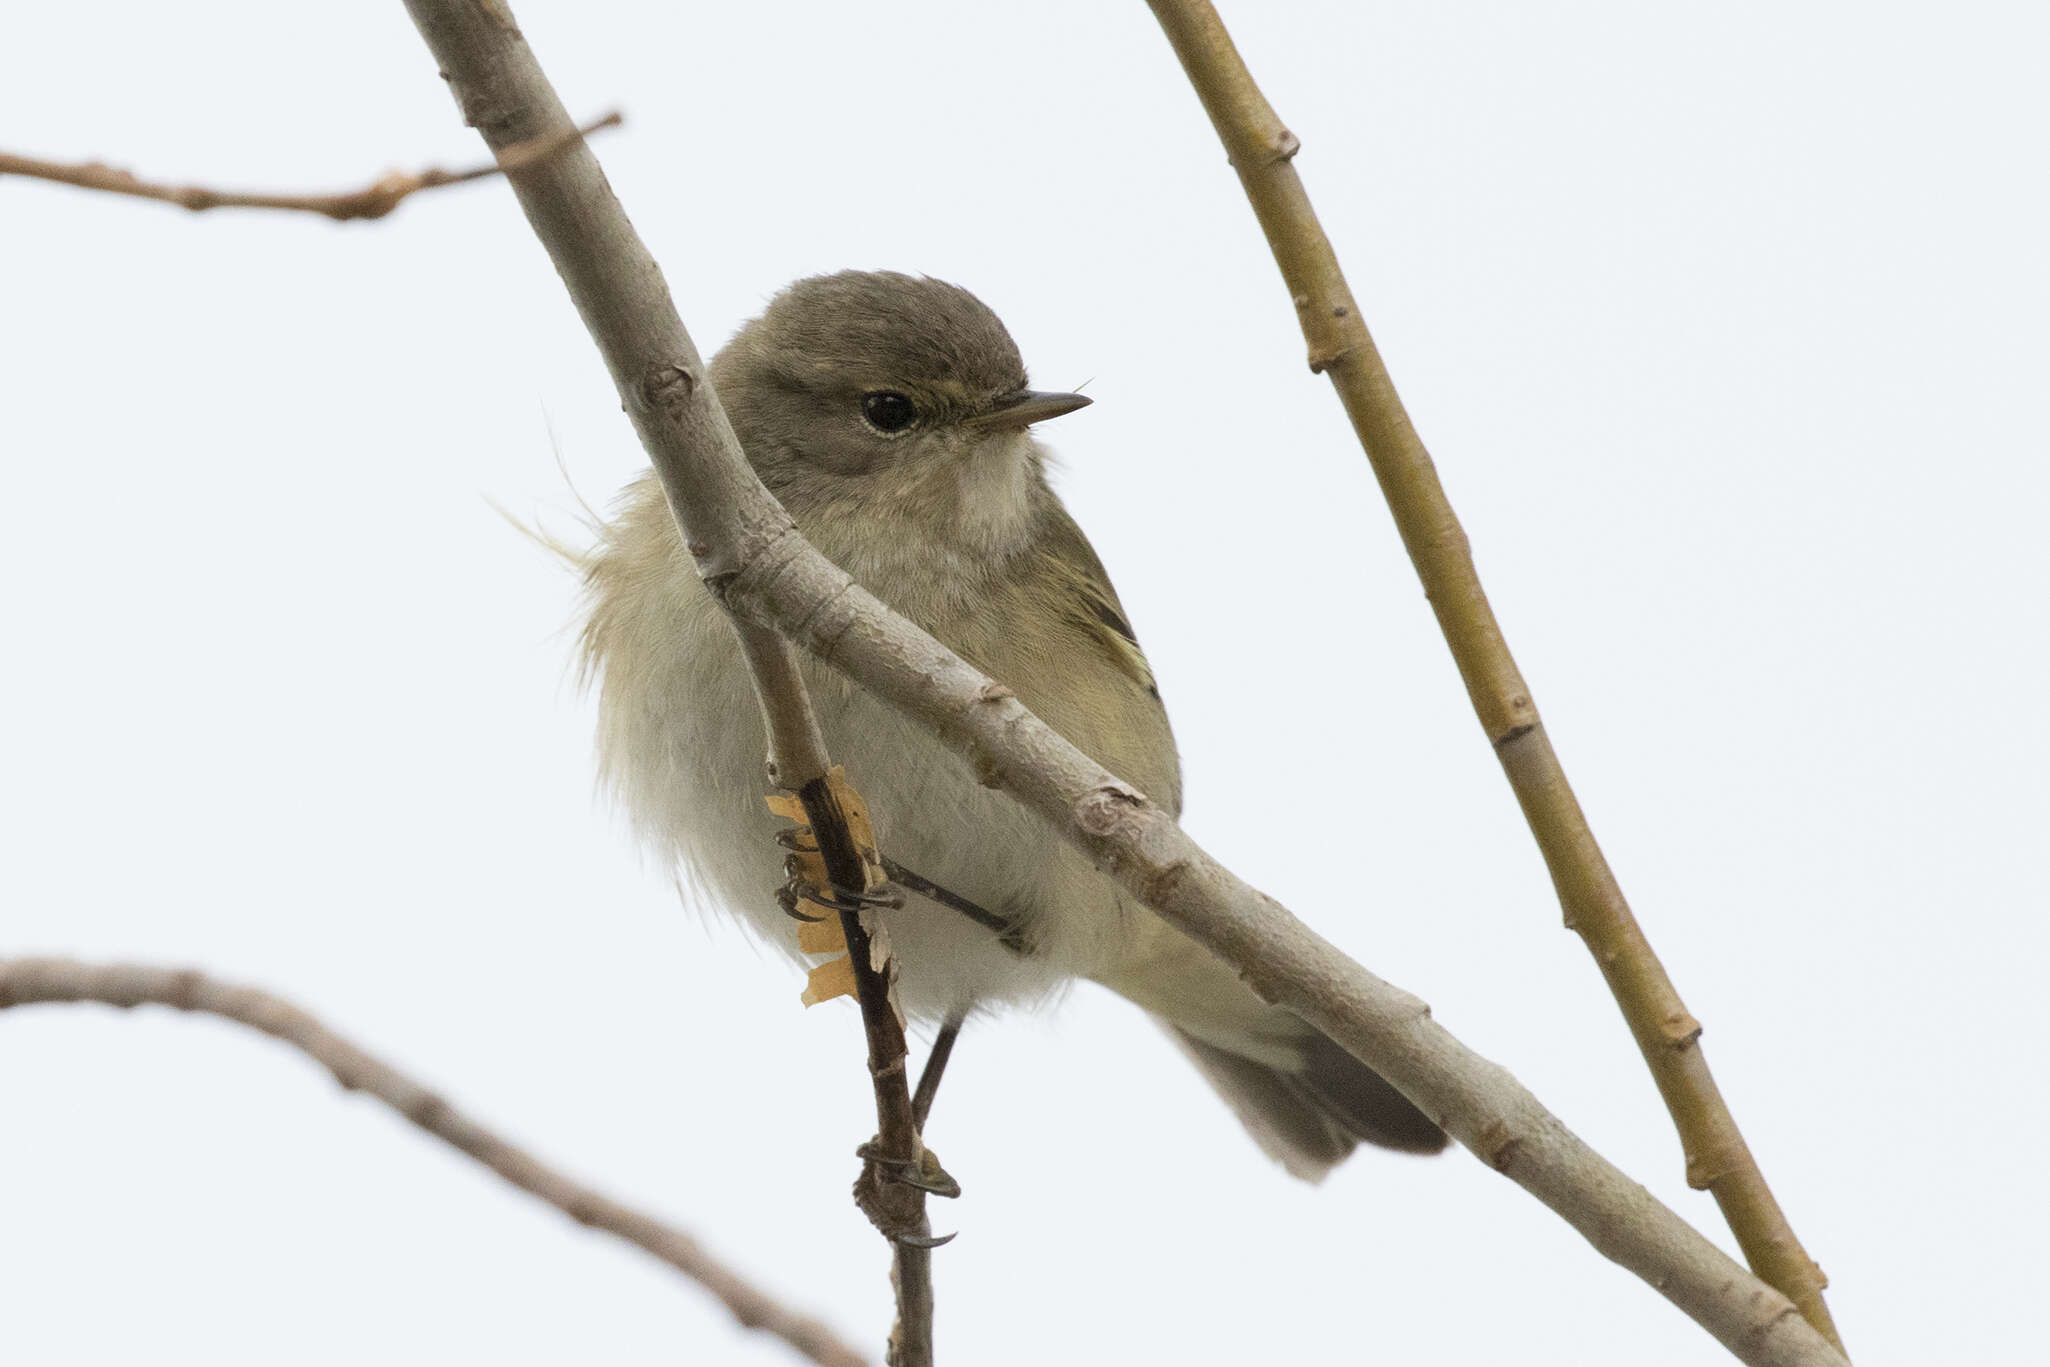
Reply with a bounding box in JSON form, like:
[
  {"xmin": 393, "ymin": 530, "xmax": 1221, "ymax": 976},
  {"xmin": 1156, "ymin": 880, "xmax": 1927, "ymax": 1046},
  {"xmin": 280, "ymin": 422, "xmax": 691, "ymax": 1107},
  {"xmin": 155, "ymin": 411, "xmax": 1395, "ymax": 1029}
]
[
  {"xmin": 391, "ymin": 3, "xmax": 1844, "ymax": 1364},
  {"xmin": 0, "ymin": 957, "xmax": 869, "ymax": 1367}
]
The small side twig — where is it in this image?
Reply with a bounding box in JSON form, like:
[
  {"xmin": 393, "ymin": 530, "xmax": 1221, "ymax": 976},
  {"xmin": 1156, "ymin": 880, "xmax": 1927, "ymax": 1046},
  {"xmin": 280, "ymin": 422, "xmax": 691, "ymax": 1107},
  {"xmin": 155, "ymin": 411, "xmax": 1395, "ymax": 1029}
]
[
  {"xmin": 0, "ymin": 111, "xmax": 621, "ymax": 221},
  {"xmin": 1142, "ymin": 0, "xmax": 1842, "ymax": 1352},
  {"xmin": 0, "ymin": 957, "xmax": 868, "ymax": 1367}
]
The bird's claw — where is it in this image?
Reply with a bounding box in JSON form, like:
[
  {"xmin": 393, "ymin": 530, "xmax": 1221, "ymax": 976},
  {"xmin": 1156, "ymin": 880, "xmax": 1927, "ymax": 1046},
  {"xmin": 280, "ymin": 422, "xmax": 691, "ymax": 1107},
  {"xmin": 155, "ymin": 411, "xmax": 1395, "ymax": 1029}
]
[
  {"xmin": 776, "ymin": 860, "xmax": 904, "ymax": 923},
  {"xmin": 774, "ymin": 882, "xmax": 829, "ymax": 923},
  {"xmin": 856, "ymin": 1140, "xmax": 963, "ymax": 1199},
  {"xmin": 853, "ymin": 1140, "xmax": 961, "ymax": 1248},
  {"xmin": 893, "ymin": 1227, "xmax": 958, "ymax": 1250}
]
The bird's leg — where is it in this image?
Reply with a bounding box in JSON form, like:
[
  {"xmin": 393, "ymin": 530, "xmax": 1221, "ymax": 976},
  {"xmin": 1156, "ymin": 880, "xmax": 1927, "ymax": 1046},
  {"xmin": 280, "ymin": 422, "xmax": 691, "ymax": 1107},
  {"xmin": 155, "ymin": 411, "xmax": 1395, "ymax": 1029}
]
[
  {"xmin": 912, "ymin": 1014, "xmax": 965, "ymax": 1131},
  {"xmin": 880, "ymin": 856, "xmax": 1029, "ymax": 954}
]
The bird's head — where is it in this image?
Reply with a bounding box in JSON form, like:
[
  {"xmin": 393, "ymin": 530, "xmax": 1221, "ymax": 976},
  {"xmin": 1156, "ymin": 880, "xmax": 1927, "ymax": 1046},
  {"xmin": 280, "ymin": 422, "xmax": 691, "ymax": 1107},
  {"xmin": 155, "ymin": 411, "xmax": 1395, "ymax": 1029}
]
[{"xmin": 711, "ymin": 271, "xmax": 1090, "ymax": 552}]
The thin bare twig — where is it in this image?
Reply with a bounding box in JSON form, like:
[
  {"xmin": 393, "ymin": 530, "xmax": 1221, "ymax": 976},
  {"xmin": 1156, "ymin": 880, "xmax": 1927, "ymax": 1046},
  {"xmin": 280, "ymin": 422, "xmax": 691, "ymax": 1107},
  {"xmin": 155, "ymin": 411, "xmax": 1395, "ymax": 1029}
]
[
  {"xmin": 738, "ymin": 599, "xmax": 944, "ymax": 1365},
  {"xmin": 1140, "ymin": 0, "xmax": 1842, "ymax": 1352},
  {"xmin": 796, "ymin": 773, "xmax": 942, "ymax": 1367},
  {"xmin": 393, "ymin": 1, "xmax": 1844, "ymax": 1362},
  {"xmin": 0, "ymin": 112, "xmax": 621, "ymax": 221},
  {"xmin": 0, "ymin": 957, "xmax": 868, "ymax": 1367}
]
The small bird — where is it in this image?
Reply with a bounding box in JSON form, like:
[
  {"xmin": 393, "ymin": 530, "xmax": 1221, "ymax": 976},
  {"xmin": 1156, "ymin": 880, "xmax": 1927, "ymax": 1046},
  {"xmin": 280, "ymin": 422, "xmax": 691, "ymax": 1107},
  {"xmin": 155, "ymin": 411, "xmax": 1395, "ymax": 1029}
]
[{"xmin": 579, "ymin": 271, "xmax": 1443, "ymax": 1178}]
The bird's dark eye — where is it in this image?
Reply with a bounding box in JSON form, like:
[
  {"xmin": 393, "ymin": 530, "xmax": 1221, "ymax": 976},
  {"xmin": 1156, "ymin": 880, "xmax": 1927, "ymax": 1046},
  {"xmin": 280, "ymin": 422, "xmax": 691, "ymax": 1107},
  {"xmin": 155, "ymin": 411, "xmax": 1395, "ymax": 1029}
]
[{"xmin": 861, "ymin": 390, "xmax": 919, "ymax": 435}]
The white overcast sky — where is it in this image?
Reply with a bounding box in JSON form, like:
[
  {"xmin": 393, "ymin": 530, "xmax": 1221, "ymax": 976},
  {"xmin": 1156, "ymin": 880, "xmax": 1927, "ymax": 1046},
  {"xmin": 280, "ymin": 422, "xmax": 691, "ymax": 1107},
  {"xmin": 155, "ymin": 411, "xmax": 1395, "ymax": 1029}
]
[{"xmin": 3, "ymin": 3, "xmax": 2044, "ymax": 1364}]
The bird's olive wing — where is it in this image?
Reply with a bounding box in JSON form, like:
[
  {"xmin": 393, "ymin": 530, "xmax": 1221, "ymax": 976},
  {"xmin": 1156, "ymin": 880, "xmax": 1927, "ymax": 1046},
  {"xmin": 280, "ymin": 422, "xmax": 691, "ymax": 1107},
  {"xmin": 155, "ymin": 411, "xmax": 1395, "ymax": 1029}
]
[{"xmin": 1032, "ymin": 507, "xmax": 1162, "ymax": 703}]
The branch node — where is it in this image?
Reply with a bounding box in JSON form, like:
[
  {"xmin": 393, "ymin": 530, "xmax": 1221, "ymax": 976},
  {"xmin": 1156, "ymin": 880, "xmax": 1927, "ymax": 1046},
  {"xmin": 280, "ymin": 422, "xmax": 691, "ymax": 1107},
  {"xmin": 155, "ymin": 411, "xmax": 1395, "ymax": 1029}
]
[
  {"xmin": 167, "ymin": 968, "xmax": 207, "ymax": 1010},
  {"xmin": 1663, "ymin": 1010, "xmax": 1704, "ymax": 1049},
  {"xmin": 1478, "ymin": 1119, "xmax": 1521, "ymax": 1172},
  {"xmin": 403, "ymin": 1089, "xmax": 451, "ymax": 1128},
  {"xmin": 1140, "ymin": 858, "xmax": 1192, "ymax": 908},
  {"xmin": 1305, "ymin": 343, "xmax": 1357, "ymax": 374},
  {"xmin": 700, "ymin": 569, "xmax": 740, "ymax": 607},
  {"xmin": 1073, "ymin": 781, "xmax": 1146, "ymax": 837},
  {"xmin": 1686, "ymin": 1145, "xmax": 1747, "ymax": 1191},
  {"xmin": 639, "ymin": 361, "xmax": 699, "ymax": 410},
  {"xmin": 1491, "ymin": 720, "xmax": 1537, "ymax": 750}
]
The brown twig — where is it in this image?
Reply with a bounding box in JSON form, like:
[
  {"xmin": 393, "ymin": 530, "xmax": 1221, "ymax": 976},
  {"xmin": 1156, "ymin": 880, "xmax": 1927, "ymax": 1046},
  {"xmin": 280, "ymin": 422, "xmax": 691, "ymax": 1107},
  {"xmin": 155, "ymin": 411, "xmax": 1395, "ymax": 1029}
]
[
  {"xmin": 798, "ymin": 775, "xmax": 941, "ymax": 1367},
  {"xmin": 1141, "ymin": 0, "xmax": 1842, "ymax": 1352},
  {"xmin": 392, "ymin": 0, "xmax": 1845, "ymax": 1361},
  {"xmin": 0, "ymin": 111, "xmax": 621, "ymax": 221},
  {"xmin": 734, "ymin": 615, "xmax": 940, "ymax": 1367},
  {"xmin": 0, "ymin": 957, "xmax": 868, "ymax": 1367}
]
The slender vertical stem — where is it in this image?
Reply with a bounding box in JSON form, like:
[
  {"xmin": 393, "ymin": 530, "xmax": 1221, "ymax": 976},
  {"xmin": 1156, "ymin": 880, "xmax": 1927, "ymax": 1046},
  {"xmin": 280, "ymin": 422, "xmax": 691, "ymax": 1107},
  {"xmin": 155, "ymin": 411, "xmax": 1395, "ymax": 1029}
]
[
  {"xmin": 733, "ymin": 620, "xmax": 834, "ymax": 788},
  {"xmin": 395, "ymin": 3, "xmax": 935, "ymax": 1360},
  {"xmin": 799, "ymin": 775, "xmax": 936, "ymax": 1367},
  {"xmin": 1142, "ymin": 0, "xmax": 1841, "ymax": 1351}
]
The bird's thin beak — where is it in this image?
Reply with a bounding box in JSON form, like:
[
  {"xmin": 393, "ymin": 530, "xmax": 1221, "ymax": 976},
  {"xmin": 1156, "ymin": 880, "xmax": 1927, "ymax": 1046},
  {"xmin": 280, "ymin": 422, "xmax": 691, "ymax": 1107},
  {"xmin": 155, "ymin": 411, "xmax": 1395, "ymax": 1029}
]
[{"xmin": 969, "ymin": 389, "xmax": 1093, "ymax": 430}]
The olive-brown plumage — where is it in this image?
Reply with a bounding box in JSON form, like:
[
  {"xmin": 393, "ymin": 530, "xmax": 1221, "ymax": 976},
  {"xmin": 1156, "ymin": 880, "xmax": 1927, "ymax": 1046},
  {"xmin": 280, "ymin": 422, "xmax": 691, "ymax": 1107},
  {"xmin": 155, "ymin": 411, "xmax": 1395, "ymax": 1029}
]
[{"xmin": 580, "ymin": 271, "xmax": 1443, "ymax": 1177}]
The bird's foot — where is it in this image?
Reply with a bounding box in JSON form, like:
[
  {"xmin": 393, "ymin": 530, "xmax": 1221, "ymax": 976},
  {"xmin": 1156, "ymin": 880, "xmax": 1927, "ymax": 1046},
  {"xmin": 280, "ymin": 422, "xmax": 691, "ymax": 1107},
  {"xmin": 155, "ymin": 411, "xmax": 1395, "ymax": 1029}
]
[
  {"xmin": 775, "ymin": 858, "xmax": 904, "ymax": 923},
  {"xmin": 854, "ymin": 1139, "xmax": 960, "ymax": 1247}
]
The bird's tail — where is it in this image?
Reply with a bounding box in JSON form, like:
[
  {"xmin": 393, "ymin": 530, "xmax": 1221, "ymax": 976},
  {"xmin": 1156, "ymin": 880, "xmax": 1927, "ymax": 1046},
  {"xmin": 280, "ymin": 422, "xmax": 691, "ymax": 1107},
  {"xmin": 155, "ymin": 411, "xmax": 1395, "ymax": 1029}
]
[
  {"xmin": 1097, "ymin": 926, "xmax": 1445, "ymax": 1181},
  {"xmin": 1166, "ymin": 1022, "xmax": 1445, "ymax": 1181}
]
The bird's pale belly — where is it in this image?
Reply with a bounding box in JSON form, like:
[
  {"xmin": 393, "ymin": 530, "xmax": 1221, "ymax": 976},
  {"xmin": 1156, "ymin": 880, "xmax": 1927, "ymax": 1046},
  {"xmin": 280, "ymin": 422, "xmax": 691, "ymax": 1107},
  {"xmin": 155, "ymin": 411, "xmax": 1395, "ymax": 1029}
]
[{"xmin": 596, "ymin": 583, "xmax": 1142, "ymax": 1020}]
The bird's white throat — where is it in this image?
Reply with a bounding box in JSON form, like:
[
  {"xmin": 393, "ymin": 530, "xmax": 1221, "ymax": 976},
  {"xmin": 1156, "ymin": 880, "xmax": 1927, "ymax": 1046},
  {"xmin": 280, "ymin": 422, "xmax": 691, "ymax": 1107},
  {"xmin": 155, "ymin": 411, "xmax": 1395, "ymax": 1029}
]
[{"xmin": 805, "ymin": 430, "xmax": 1046, "ymax": 619}]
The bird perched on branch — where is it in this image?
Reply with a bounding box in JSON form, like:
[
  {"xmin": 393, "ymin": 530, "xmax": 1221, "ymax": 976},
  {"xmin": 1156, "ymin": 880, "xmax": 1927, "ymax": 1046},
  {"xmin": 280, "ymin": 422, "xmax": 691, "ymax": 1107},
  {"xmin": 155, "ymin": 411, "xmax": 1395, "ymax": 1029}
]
[{"xmin": 578, "ymin": 270, "xmax": 1443, "ymax": 1178}]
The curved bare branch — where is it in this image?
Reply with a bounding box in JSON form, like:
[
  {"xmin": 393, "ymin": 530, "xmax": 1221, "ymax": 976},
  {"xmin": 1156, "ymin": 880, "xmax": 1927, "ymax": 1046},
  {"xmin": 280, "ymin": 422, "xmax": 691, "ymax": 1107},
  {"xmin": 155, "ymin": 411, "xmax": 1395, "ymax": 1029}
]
[{"xmin": 0, "ymin": 957, "xmax": 869, "ymax": 1367}]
